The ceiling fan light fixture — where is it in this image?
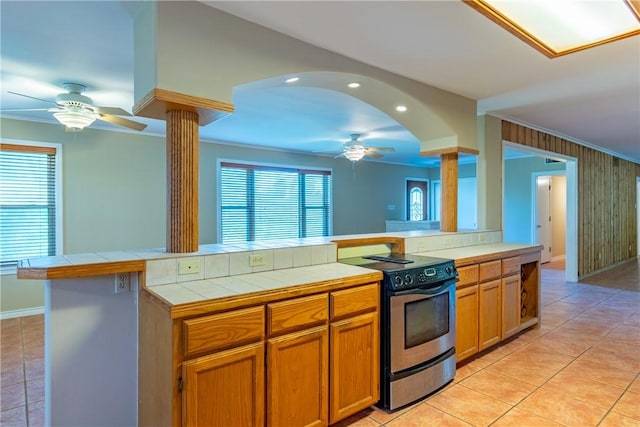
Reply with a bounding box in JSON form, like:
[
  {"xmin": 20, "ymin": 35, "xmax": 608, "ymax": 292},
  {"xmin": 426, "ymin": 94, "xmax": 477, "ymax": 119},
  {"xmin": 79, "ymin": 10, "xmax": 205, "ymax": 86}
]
[
  {"xmin": 53, "ymin": 110, "xmax": 97, "ymax": 131},
  {"xmin": 343, "ymin": 144, "xmax": 366, "ymax": 162},
  {"xmin": 348, "ymin": 82, "xmax": 360, "ymax": 88}
]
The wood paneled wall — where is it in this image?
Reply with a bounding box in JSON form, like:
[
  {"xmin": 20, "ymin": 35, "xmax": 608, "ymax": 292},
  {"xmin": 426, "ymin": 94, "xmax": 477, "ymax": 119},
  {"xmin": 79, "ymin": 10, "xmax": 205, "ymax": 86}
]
[{"xmin": 502, "ymin": 121, "xmax": 640, "ymax": 277}]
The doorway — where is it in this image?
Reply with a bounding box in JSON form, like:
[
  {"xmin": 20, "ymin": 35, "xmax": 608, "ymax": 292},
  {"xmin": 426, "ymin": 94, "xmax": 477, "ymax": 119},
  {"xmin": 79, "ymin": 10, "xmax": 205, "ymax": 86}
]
[
  {"xmin": 503, "ymin": 141, "xmax": 578, "ymax": 282},
  {"xmin": 532, "ymin": 172, "xmax": 567, "ymax": 264}
]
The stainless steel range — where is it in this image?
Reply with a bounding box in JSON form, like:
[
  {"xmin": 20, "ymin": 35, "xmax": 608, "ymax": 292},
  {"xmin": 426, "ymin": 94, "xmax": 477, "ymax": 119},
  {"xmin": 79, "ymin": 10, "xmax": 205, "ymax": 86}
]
[{"xmin": 341, "ymin": 253, "xmax": 458, "ymax": 411}]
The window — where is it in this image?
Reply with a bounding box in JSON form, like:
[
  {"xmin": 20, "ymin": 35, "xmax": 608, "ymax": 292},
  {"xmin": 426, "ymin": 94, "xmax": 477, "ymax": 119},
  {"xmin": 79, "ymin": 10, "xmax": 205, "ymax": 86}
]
[
  {"xmin": 220, "ymin": 162, "xmax": 331, "ymax": 243},
  {"xmin": 406, "ymin": 180, "xmax": 428, "ymax": 221},
  {"xmin": 0, "ymin": 142, "xmax": 61, "ymax": 271}
]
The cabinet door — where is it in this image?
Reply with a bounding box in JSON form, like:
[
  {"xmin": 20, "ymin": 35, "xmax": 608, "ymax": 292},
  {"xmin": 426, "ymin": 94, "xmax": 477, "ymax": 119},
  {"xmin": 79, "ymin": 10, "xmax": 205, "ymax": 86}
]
[
  {"xmin": 501, "ymin": 274, "xmax": 521, "ymax": 339},
  {"xmin": 455, "ymin": 285, "xmax": 479, "ymax": 362},
  {"xmin": 267, "ymin": 326, "xmax": 328, "ymax": 427},
  {"xmin": 329, "ymin": 312, "xmax": 379, "ymax": 424},
  {"xmin": 478, "ymin": 279, "xmax": 501, "ymax": 351},
  {"xmin": 182, "ymin": 342, "xmax": 264, "ymax": 427}
]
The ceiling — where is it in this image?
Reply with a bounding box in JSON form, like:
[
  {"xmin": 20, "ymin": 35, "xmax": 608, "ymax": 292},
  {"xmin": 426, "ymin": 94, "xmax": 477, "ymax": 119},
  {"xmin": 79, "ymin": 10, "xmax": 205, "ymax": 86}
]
[{"xmin": 1, "ymin": 1, "xmax": 638, "ymax": 166}]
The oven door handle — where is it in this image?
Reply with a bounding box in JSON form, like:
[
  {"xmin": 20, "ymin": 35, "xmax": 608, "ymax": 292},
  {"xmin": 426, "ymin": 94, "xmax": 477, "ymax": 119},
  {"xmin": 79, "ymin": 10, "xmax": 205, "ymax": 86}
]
[{"xmin": 390, "ymin": 280, "xmax": 457, "ymax": 297}]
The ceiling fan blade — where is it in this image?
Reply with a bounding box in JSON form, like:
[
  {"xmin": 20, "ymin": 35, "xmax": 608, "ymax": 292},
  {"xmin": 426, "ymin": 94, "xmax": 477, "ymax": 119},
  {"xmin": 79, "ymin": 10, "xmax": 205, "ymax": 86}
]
[
  {"xmin": 97, "ymin": 113, "xmax": 147, "ymax": 131},
  {"xmin": 367, "ymin": 147, "xmax": 395, "ymax": 152},
  {"xmin": 0, "ymin": 108, "xmax": 52, "ymax": 112},
  {"xmin": 365, "ymin": 151, "xmax": 383, "ymax": 159},
  {"xmin": 94, "ymin": 106, "xmax": 132, "ymax": 116},
  {"xmin": 8, "ymin": 91, "xmax": 57, "ymax": 105}
]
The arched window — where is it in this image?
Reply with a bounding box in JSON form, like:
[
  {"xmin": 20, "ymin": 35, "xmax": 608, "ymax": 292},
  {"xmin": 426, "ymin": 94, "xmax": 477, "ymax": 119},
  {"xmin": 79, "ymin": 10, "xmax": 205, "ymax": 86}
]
[
  {"xmin": 409, "ymin": 187, "xmax": 423, "ymax": 221},
  {"xmin": 406, "ymin": 180, "xmax": 428, "ymax": 221}
]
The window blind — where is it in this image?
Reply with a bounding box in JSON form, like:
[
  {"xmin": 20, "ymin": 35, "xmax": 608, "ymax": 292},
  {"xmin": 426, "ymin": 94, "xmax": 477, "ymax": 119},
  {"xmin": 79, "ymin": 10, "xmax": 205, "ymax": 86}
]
[
  {"xmin": 0, "ymin": 144, "xmax": 57, "ymax": 268},
  {"xmin": 220, "ymin": 162, "xmax": 331, "ymax": 243}
]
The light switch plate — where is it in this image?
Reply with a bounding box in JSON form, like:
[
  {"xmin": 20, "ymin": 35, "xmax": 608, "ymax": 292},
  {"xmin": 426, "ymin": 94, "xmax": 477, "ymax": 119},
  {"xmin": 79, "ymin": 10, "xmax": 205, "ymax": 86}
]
[{"xmin": 178, "ymin": 259, "xmax": 202, "ymax": 275}]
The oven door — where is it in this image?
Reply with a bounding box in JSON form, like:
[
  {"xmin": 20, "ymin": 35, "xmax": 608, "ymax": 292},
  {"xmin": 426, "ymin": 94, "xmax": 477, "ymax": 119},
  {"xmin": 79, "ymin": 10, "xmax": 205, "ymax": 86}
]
[{"xmin": 389, "ymin": 279, "xmax": 456, "ymax": 373}]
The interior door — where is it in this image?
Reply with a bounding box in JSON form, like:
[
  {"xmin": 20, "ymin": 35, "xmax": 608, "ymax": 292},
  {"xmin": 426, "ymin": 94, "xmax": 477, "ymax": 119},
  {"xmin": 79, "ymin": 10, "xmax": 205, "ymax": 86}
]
[{"xmin": 535, "ymin": 176, "xmax": 552, "ymax": 263}]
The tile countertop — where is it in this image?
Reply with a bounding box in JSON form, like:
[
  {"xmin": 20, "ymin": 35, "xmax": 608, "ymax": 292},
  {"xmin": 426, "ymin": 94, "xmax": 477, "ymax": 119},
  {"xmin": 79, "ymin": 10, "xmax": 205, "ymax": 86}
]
[
  {"xmin": 144, "ymin": 262, "xmax": 384, "ymax": 319},
  {"xmin": 416, "ymin": 242, "xmax": 543, "ymax": 267}
]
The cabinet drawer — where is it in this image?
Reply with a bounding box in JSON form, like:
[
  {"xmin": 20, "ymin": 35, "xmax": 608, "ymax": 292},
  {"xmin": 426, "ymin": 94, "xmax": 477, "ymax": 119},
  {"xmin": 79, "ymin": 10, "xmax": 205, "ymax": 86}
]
[
  {"xmin": 502, "ymin": 256, "xmax": 521, "ymax": 276},
  {"xmin": 330, "ymin": 283, "xmax": 379, "ymax": 320},
  {"xmin": 268, "ymin": 293, "xmax": 328, "ymax": 336},
  {"xmin": 457, "ymin": 265, "xmax": 479, "ymax": 288},
  {"xmin": 479, "ymin": 260, "xmax": 501, "ymax": 282},
  {"xmin": 183, "ymin": 306, "xmax": 264, "ymax": 358}
]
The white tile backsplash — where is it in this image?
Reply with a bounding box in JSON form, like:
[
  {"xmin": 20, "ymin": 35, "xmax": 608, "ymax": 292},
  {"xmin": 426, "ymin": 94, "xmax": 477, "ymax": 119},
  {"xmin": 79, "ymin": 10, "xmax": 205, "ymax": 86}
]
[
  {"xmin": 273, "ymin": 248, "xmax": 294, "ymax": 270},
  {"xmin": 204, "ymin": 253, "xmax": 230, "ymax": 279},
  {"xmin": 146, "ymin": 259, "xmax": 177, "ymax": 287},
  {"xmin": 311, "ymin": 245, "xmax": 328, "ymax": 265},
  {"xmin": 326, "ymin": 245, "xmax": 337, "ymax": 263},
  {"xmin": 229, "ymin": 252, "xmax": 252, "ymax": 276},
  {"xmin": 293, "ymin": 246, "xmax": 312, "ymax": 267}
]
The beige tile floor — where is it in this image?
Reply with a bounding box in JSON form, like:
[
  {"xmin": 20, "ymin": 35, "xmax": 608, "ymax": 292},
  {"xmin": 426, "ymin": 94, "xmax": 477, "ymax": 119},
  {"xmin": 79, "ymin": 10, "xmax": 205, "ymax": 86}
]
[
  {"xmin": 0, "ymin": 259, "xmax": 638, "ymax": 427},
  {"xmin": 335, "ymin": 258, "xmax": 640, "ymax": 427}
]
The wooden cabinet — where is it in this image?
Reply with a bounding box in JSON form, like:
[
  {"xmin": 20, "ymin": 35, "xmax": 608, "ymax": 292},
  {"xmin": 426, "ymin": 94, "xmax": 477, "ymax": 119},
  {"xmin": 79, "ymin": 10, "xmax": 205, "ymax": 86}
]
[
  {"xmin": 266, "ymin": 294, "xmax": 329, "ymax": 427},
  {"xmin": 328, "ymin": 283, "xmax": 379, "ymax": 424},
  {"xmin": 267, "ymin": 326, "xmax": 328, "ymax": 427},
  {"xmin": 478, "ymin": 279, "xmax": 501, "ymax": 350},
  {"xmin": 455, "ymin": 285, "xmax": 479, "ymax": 361},
  {"xmin": 182, "ymin": 343, "xmax": 264, "ymax": 427},
  {"xmin": 139, "ymin": 279, "xmax": 379, "ymax": 427},
  {"xmin": 501, "ymin": 274, "xmax": 521, "ymax": 339},
  {"xmin": 452, "ymin": 250, "xmax": 541, "ymax": 364}
]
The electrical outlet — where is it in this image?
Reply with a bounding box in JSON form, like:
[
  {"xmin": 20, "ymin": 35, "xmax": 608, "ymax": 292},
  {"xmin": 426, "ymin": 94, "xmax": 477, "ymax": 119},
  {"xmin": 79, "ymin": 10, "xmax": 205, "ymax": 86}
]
[
  {"xmin": 178, "ymin": 259, "xmax": 202, "ymax": 275},
  {"xmin": 249, "ymin": 254, "xmax": 266, "ymax": 267},
  {"xmin": 478, "ymin": 233, "xmax": 487, "ymax": 242},
  {"xmin": 115, "ymin": 272, "xmax": 130, "ymax": 294}
]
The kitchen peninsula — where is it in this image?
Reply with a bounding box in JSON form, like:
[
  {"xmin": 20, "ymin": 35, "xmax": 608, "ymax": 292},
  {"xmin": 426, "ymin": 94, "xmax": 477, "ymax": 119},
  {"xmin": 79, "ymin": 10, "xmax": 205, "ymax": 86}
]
[{"xmin": 17, "ymin": 229, "xmax": 542, "ymax": 427}]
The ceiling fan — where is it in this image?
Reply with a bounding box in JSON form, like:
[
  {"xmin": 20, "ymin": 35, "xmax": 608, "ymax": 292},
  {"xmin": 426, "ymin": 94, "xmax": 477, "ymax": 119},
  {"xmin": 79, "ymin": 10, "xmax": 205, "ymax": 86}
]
[
  {"xmin": 336, "ymin": 134, "xmax": 395, "ymax": 162},
  {"xmin": 2, "ymin": 82, "xmax": 147, "ymax": 132}
]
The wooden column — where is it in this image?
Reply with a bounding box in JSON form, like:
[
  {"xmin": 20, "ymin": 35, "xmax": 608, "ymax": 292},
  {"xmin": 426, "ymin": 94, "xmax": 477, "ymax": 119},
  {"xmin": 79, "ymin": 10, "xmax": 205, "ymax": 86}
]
[
  {"xmin": 133, "ymin": 88, "xmax": 234, "ymax": 253},
  {"xmin": 166, "ymin": 110, "xmax": 199, "ymax": 253},
  {"xmin": 440, "ymin": 152, "xmax": 458, "ymax": 232}
]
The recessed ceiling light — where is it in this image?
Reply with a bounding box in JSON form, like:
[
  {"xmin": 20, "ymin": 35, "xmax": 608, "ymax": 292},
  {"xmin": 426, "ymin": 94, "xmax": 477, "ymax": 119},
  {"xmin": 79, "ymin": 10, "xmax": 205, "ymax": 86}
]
[
  {"xmin": 285, "ymin": 77, "xmax": 300, "ymax": 83},
  {"xmin": 465, "ymin": 0, "xmax": 640, "ymax": 57},
  {"xmin": 348, "ymin": 82, "xmax": 360, "ymax": 88},
  {"xmin": 395, "ymin": 105, "xmax": 408, "ymax": 112}
]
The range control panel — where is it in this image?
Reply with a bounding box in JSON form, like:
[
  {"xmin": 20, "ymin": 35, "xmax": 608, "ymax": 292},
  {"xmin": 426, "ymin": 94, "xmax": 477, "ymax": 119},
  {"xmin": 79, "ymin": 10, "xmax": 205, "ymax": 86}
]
[{"xmin": 385, "ymin": 262, "xmax": 457, "ymax": 291}]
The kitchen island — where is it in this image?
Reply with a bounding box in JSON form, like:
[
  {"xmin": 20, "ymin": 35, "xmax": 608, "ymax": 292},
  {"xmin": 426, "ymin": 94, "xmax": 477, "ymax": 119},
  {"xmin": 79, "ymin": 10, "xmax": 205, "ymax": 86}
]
[{"xmin": 17, "ymin": 230, "xmax": 541, "ymax": 427}]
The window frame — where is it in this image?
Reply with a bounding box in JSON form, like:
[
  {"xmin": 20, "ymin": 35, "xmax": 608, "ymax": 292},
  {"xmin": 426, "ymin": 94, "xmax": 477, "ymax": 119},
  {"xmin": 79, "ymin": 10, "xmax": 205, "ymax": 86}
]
[
  {"xmin": 217, "ymin": 159, "xmax": 332, "ymax": 243},
  {"xmin": 0, "ymin": 139, "xmax": 63, "ymax": 275}
]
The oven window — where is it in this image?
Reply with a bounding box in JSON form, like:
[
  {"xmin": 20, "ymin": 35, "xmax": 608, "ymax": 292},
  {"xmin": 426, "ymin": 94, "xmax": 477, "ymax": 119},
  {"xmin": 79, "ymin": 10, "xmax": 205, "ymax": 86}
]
[{"xmin": 404, "ymin": 293, "xmax": 449, "ymax": 349}]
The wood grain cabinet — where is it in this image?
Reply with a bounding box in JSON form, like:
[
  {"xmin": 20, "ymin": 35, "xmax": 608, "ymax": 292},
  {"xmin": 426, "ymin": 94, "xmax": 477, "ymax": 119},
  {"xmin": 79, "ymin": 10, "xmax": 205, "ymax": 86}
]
[
  {"xmin": 478, "ymin": 279, "xmax": 501, "ymax": 351},
  {"xmin": 501, "ymin": 273, "xmax": 521, "ymax": 339},
  {"xmin": 266, "ymin": 294, "xmax": 329, "ymax": 427},
  {"xmin": 453, "ymin": 250, "xmax": 541, "ymax": 363},
  {"xmin": 455, "ymin": 265, "xmax": 479, "ymax": 362},
  {"xmin": 139, "ymin": 279, "xmax": 379, "ymax": 427},
  {"xmin": 182, "ymin": 343, "xmax": 264, "ymax": 427},
  {"xmin": 329, "ymin": 284, "xmax": 379, "ymax": 424}
]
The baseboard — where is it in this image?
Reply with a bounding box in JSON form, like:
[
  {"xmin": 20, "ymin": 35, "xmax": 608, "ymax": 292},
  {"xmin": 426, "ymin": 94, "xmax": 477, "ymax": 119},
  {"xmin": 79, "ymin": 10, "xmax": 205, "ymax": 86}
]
[{"xmin": 0, "ymin": 307, "xmax": 44, "ymax": 320}]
